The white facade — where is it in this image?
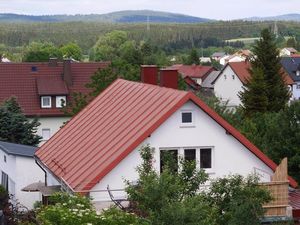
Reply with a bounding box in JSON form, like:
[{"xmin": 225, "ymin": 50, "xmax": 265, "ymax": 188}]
[
  {"xmin": 280, "ymin": 48, "xmax": 297, "ymax": 57},
  {"xmin": 0, "ymin": 150, "xmax": 44, "ymax": 209},
  {"xmin": 291, "ymin": 82, "xmax": 300, "ymax": 100},
  {"xmin": 36, "ymin": 117, "xmax": 70, "ymax": 145},
  {"xmin": 88, "ymin": 101, "xmax": 274, "ymax": 202},
  {"xmin": 214, "ymin": 65, "xmax": 244, "ymax": 107}
]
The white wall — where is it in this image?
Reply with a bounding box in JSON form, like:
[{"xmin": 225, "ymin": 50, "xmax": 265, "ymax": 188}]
[
  {"xmin": 292, "ymin": 82, "xmax": 300, "ymax": 100},
  {"xmin": 90, "ymin": 101, "xmax": 274, "ymax": 202},
  {"xmin": 15, "ymin": 157, "xmax": 44, "ymax": 209},
  {"xmin": 0, "ymin": 149, "xmax": 44, "ymax": 209},
  {"xmin": 214, "ymin": 66, "xmax": 244, "ymax": 107},
  {"xmin": 36, "ymin": 117, "xmax": 70, "ymax": 145}
]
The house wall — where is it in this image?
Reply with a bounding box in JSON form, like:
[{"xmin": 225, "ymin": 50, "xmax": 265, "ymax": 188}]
[
  {"xmin": 292, "ymin": 82, "xmax": 300, "ymax": 100},
  {"xmin": 214, "ymin": 66, "xmax": 243, "ymax": 107},
  {"xmin": 0, "ymin": 149, "xmax": 44, "ymax": 209},
  {"xmin": 90, "ymin": 101, "xmax": 274, "ymax": 202},
  {"xmin": 15, "ymin": 156, "xmax": 44, "ymax": 209},
  {"xmin": 36, "ymin": 117, "xmax": 70, "ymax": 145}
]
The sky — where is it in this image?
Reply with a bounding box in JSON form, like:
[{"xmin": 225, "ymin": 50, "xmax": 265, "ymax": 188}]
[{"xmin": 0, "ymin": 0, "xmax": 299, "ymax": 20}]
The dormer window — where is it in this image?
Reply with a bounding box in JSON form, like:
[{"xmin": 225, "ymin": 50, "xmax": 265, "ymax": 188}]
[
  {"xmin": 56, "ymin": 96, "xmax": 66, "ymax": 108},
  {"xmin": 41, "ymin": 96, "xmax": 51, "ymax": 108}
]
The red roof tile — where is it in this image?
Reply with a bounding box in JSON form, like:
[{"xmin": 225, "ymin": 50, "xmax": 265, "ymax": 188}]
[
  {"xmin": 37, "ymin": 77, "xmax": 69, "ymax": 96},
  {"xmin": 167, "ymin": 64, "xmax": 215, "ymax": 79},
  {"xmin": 35, "ymin": 79, "xmax": 298, "ymax": 192},
  {"xmin": 213, "ymin": 62, "xmax": 294, "ymax": 85},
  {"xmin": 0, "ymin": 62, "xmax": 109, "ymax": 116}
]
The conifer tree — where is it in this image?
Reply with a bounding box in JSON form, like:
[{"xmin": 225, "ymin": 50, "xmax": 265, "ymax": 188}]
[
  {"xmin": 239, "ymin": 67, "xmax": 268, "ymax": 116},
  {"xmin": 248, "ymin": 28, "xmax": 290, "ymax": 113},
  {"xmin": 187, "ymin": 48, "xmax": 200, "ymax": 65},
  {"xmin": 0, "ymin": 97, "xmax": 41, "ymax": 146}
]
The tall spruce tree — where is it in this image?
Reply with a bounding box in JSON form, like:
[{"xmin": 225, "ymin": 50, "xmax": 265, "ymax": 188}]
[
  {"xmin": 0, "ymin": 97, "xmax": 41, "ymax": 146},
  {"xmin": 187, "ymin": 48, "xmax": 200, "ymax": 65},
  {"xmin": 239, "ymin": 67, "xmax": 268, "ymax": 116},
  {"xmin": 249, "ymin": 28, "xmax": 290, "ymax": 113}
]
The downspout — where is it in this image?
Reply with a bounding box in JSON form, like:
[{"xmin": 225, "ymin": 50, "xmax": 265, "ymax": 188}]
[{"xmin": 35, "ymin": 158, "xmax": 47, "ymax": 186}]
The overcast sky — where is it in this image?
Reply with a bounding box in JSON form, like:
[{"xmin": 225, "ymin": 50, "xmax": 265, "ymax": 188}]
[{"xmin": 0, "ymin": 0, "xmax": 299, "ymax": 20}]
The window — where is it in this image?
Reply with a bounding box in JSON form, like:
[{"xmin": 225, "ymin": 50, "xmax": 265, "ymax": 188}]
[
  {"xmin": 31, "ymin": 66, "xmax": 37, "ymax": 72},
  {"xmin": 200, "ymin": 148, "xmax": 212, "ymax": 169},
  {"xmin": 184, "ymin": 149, "xmax": 196, "ymax": 169},
  {"xmin": 297, "ymin": 84, "xmax": 300, "ymax": 89},
  {"xmin": 232, "ymin": 75, "xmax": 235, "ymax": 80},
  {"xmin": 41, "ymin": 96, "xmax": 51, "ymax": 108},
  {"xmin": 296, "ymin": 70, "xmax": 300, "ymax": 76},
  {"xmin": 56, "ymin": 96, "xmax": 66, "ymax": 108},
  {"xmin": 42, "ymin": 128, "xmax": 51, "ymax": 140},
  {"xmin": 182, "ymin": 112, "xmax": 192, "ymax": 123},
  {"xmin": 160, "ymin": 150, "xmax": 178, "ymax": 173},
  {"xmin": 1, "ymin": 172, "xmax": 8, "ymax": 191},
  {"xmin": 224, "ymin": 74, "xmax": 227, "ymax": 80},
  {"xmin": 4, "ymin": 155, "xmax": 6, "ymax": 163}
]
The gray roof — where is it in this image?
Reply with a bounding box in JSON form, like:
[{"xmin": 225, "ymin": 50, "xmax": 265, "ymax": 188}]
[
  {"xmin": 281, "ymin": 57, "xmax": 300, "ymax": 82},
  {"xmin": 0, "ymin": 141, "xmax": 37, "ymax": 157},
  {"xmin": 212, "ymin": 52, "xmax": 226, "ymax": 57},
  {"xmin": 202, "ymin": 71, "xmax": 220, "ymax": 88}
]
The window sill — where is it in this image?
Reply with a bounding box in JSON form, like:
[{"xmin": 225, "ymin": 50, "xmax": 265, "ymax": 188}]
[{"xmin": 180, "ymin": 124, "xmax": 195, "ymax": 128}]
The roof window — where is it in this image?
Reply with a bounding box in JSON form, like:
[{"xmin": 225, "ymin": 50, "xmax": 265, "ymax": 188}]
[{"xmin": 31, "ymin": 66, "xmax": 38, "ymax": 72}]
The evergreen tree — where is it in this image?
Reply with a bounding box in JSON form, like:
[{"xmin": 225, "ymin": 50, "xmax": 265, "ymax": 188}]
[
  {"xmin": 187, "ymin": 48, "xmax": 200, "ymax": 65},
  {"xmin": 0, "ymin": 97, "xmax": 41, "ymax": 146},
  {"xmin": 239, "ymin": 67, "xmax": 268, "ymax": 116},
  {"xmin": 286, "ymin": 37, "xmax": 297, "ymax": 48},
  {"xmin": 250, "ymin": 28, "xmax": 290, "ymax": 112}
]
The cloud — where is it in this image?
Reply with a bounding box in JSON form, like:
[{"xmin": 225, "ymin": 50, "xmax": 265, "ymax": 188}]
[{"xmin": 0, "ymin": 0, "xmax": 299, "ymax": 20}]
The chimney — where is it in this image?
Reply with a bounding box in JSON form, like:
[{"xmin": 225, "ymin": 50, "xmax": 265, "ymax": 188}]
[
  {"xmin": 63, "ymin": 59, "xmax": 72, "ymax": 86},
  {"xmin": 159, "ymin": 69, "xmax": 178, "ymax": 89},
  {"xmin": 48, "ymin": 58, "xmax": 58, "ymax": 67},
  {"xmin": 141, "ymin": 65, "xmax": 158, "ymax": 85}
]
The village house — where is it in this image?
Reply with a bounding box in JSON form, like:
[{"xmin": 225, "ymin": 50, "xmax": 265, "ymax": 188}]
[
  {"xmin": 211, "ymin": 52, "xmax": 226, "ymax": 61},
  {"xmin": 35, "ymin": 66, "xmax": 297, "ymax": 213},
  {"xmin": 0, "ymin": 59, "xmax": 109, "ymax": 145},
  {"xmin": 281, "ymin": 56, "xmax": 300, "ymax": 100},
  {"xmin": 280, "ymin": 47, "xmax": 298, "ymax": 57},
  {"xmin": 0, "ymin": 141, "xmax": 44, "ymax": 209},
  {"xmin": 219, "ymin": 49, "xmax": 252, "ymax": 66},
  {"xmin": 165, "ymin": 64, "xmax": 218, "ymax": 92},
  {"xmin": 212, "ymin": 61, "xmax": 294, "ymax": 107}
]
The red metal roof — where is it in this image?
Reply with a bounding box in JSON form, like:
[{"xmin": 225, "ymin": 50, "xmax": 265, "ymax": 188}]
[
  {"xmin": 0, "ymin": 62, "xmax": 109, "ymax": 117},
  {"xmin": 166, "ymin": 64, "xmax": 215, "ymax": 79},
  {"xmin": 289, "ymin": 189, "xmax": 300, "ymax": 218},
  {"xmin": 35, "ymin": 79, "xmax": 298, "ymax": 192},
  {"xmin": 213, "ymin": 61, "xmax": 294, "ymax": 85}
]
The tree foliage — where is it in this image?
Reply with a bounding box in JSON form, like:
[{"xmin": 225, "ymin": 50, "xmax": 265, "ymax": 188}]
[
  {"xmin": 186, "ymin": 48, "xmax": 200, "ymax": 65},
  {"xmin": 0, "ymin": 97, "xmax": 41, "ymax": 146},
  {"xmin": 248, "ymin": 28, "xmax": 290, "ymax": 113},
  {"xmin": 60, "ymin": 42, "xmax": 82, "ymax": 61},
  {"xmin": 126, "ymin": 145, "xmax": 271, "ymax": 225}
]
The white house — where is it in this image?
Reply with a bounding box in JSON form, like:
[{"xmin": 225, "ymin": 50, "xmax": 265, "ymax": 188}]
[
  {"xmin": 280, "ymin": 48, "xmax": 297, "ymax": 57},
  {"xmin": 0, "ymin": 141, "xmax": 44, "ymax": 209},
  {"xmin": 35, "ymin": 66, "xmax": 297, "ymax": 208},
  {"xmin": 213, "ymin": 62, "xmax": 294, "ymax": 107},
  {"xmin": 0, "ymin": 60, "xmax": 109, "ymax": 145}
]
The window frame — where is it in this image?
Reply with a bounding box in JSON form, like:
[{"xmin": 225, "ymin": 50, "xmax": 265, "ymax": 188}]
[
  {"xmin": 180, "ymin": 110, "xmax": 195, "ymax": 127},
  {"xmin": 55, "ymin": 96, "xmax": 67, "ymax": 108},
  {"xmin": 41, "ymin": 96, "xmax": 52, "ymax": 108},
  {"xmin": 42, "ymin": 128, "xmax": 51, "ymax": 141},
  {"xmin": 160, "ymin": 146, "xmax": 214, "ymax": 174}
]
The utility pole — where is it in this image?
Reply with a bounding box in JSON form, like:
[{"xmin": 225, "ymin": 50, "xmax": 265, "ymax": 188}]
[{"xmin": 274, "ymin": 21, "xmax": 279, "ymax": 38}]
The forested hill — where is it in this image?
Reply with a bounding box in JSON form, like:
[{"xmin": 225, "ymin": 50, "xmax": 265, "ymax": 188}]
[
  {"xmin": 0, "ymin": 10, "xmax": 211, "ymax": 23},
  {"xmin": 245, "ymin": 13, "xmax": 300, "ymax": 22}
]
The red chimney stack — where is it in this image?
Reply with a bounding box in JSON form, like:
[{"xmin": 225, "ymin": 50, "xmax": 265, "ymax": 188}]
[
  {"xmin": 159, "ymin": 69, "xmax": 178, "ymax": 89},
  {"xmin": 140, "ymin": 65, "xmax": 158, "ymax": 85}
]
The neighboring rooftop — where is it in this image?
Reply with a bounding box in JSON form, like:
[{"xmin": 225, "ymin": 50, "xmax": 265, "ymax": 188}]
[
  {"xmin": 281, "ymin": 57, "xmax": 300, "ymax": 82},
  {"xmin": 0, "ymin": 61, "xmax": 109, "ymax": 116},
  {"xmin": 212, "ymin": 52, "xmax": 226, "ymax": 58},
  {"xmin": 36, "ymin": 78, "xmax": 297, "ymax": 192},
  {"xmin": 166, "ymin": 64, "xmax": 215, "ymax": 79},
  {"xmin": 0, "ymin": 141, "xmax": 37, "ymax": 157},
  {"xmin": 202, "ymin": 71, "xmax": 220, "ymax": 88},
  {"xmin": 213, "ymin": 61, "xmax": 294, "ymax": 85}
]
